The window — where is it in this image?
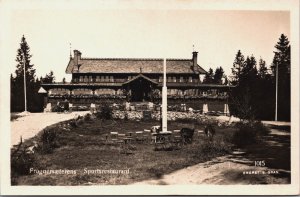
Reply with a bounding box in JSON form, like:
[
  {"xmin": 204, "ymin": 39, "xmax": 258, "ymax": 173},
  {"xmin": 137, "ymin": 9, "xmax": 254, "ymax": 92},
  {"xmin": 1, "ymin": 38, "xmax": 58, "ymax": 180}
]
[
  {"xmin": 89, "ymin": 76, "xmax": 93, "ymax": 82},
  {"xmin": 179, "ymin": 77, "xmax": 184, "ymax": 83},
  {"xmin": 110, "ymin": 76, "xmax": 114, "ymax": 82},
  {"xmin": 158, "ymin": 76, "xmax": 162, "ymax": 82},
  {"xmin": 167, "ymin": 89, "xmax": 171, "ymax": 95},
  {"xmin": 170, "ymin": 89, "xmax": 178, "ymax": 95},
  {"xmin": 96, "ymin": 76, "xmax": 100, "ymax": 82},
  {"xmin": 116, "ymin": 89, "xmax": 123, "ymax": 95},
  {"xmin": 84, "ymin": 76, "xmax": 88, "ymax": 82},
  {"xmin": 167, "ymin": 77, "xmax": 172, "ymax": 82},
  {"xmin": 177, "ymin": 90, "xmax": 183, "ymax": 96},
  {"xmin": 188, "ymin": 76, "xmax": 193, "ymax": 83},
  {"xmin": 100, "ymin": 76, "xmax": 105, "ymax": 82},
  {"xmin": 105, "ymin": 76, "xmax": 109, "ymax": 82},
  {"xmin": 173, "ymin": 77, "xmax": 177, "ymax": 82},
  {"xmin": 79, "ymin": 76, "xmax": 83, "ymax": 82},
  {"xmin": 212, "ymin": 89, "xmax": 217, "ymax": 95}
]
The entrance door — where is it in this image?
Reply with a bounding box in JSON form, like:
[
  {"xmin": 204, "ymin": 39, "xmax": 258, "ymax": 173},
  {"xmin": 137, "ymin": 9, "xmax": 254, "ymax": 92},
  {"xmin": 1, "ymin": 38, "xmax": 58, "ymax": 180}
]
[{"xmin": 130, "ymin": 78, "xmax": 152, "ymax": 102}]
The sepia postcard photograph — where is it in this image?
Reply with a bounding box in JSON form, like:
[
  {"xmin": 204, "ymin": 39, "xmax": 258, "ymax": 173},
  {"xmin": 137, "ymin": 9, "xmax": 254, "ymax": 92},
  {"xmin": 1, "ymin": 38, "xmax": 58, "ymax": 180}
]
[{"xmin": 0, "ymin": 0, "xmax": 299, "ymax": 195}]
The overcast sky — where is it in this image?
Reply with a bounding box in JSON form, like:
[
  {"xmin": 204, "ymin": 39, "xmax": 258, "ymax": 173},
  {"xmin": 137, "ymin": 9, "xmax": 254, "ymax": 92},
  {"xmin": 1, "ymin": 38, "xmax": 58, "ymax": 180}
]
[{"xmin": 8, "ymin": 3, "xmax": 290, "ymax": 82}]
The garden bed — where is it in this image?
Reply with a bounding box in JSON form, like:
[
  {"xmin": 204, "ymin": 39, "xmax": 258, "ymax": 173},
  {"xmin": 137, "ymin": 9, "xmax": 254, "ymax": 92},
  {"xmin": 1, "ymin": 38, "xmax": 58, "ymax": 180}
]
[{"xmin": 11, "ymin": 116, "xmax": 237, "ymax": 185}]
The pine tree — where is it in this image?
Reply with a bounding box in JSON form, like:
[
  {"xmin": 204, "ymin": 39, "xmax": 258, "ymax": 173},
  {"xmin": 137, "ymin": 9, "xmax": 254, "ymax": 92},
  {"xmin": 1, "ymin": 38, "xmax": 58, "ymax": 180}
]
[
  {"xmin": 231, "ymin": 50, "xmax": 245, "ymax": 85},
  {"xmin": 203, "ymin": 68, "xmax": 214, "ymax": 84}
]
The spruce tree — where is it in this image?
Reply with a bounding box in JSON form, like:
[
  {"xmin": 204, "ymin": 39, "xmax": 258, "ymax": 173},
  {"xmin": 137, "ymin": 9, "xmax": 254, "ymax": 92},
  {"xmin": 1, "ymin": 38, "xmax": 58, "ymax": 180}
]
[
  {"xmin": 272, "ymin": 34, "xmax": 291, "ymax": 121},
  {"xmin": 258, "ymin": 58, "xmax": 268, "ymax": 79},
  {"xmin": 41, "ymin": 71, "xmax": 55, "ymax": 84},
  {"xmin": 15, "ymin": 35, "xmax": 36, "ymax": 82},
  {"xmin": 214, "ymin": 66, "xmax": 224, "ymax": 84},
  {"xmin": 11, "ymin": 35, "xmax": 42, "ymax": 112},
  {"xmin": 231, "ymin": 50, "xmax": 245, "ymax": 85},
  {"xmin": 203, "ymin": 68, "xmax": 214, "ymax": 84}
]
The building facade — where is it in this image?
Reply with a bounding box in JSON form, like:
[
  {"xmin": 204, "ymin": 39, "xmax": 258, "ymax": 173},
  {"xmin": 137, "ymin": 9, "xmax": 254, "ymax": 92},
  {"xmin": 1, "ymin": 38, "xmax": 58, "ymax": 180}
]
[{"xmin": 40, "ymin": 50, "xmax": 232, "ymax": 112}]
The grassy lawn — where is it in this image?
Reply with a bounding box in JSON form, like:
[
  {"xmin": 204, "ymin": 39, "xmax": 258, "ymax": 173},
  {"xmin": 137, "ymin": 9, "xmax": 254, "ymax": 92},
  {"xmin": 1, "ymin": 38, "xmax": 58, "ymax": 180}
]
[{"xmin": 13, "ymin": 118, "xmax": 235, "ymax": 185}]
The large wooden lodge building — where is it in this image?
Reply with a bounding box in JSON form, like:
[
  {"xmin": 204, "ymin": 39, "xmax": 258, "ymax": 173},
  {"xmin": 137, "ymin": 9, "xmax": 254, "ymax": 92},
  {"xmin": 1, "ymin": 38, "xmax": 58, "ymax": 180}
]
[{"xmin": 40, "ymin": 50, "xmax": 232, "ymax": 112}]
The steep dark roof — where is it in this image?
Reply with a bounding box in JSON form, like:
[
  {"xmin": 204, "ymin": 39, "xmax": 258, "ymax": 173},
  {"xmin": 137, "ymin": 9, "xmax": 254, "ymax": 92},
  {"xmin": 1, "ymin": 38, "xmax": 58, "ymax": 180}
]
[{"xmin": 66, "ymin": 57, "xmax": 207, "ymax": 74}]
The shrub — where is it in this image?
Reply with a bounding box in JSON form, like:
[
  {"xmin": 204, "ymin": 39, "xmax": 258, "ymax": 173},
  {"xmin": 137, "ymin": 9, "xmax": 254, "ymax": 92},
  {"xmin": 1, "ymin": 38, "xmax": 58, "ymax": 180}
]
[
  {"xmin": 69, "ymin": 119, "xmax": 78, "ymax": 128},
  {"xmin": 96, "ymin": 105, "xmax": 112, "ymax": 120},
  {"xmin": 83, "ymin": 113, "xmax": 92, "ymax": 121},
  {"xmin": 252, "ymin": 121, "xmax": 270, "ymax": 136},
  {"xmin": 11, "ymin": 148, "xmax": 35, "ymax": 176},
  {"xmin": 231, "ymin": 121, "xmax": 270, "ymax": 147},
  {"xmin": 76, "ymin": 118, "xmax": 84, "ymax": 126},
  {"xmin": 39, "ymin": 128, "xmax": 59, "ymax": 154}
]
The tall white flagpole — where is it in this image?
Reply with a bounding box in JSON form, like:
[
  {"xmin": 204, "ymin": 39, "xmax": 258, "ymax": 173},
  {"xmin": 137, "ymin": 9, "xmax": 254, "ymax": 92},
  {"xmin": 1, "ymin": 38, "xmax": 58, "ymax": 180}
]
[
  {"xmin": 23, "ymin": 51, "xmax": 27, "ymax": 112},
  {"xmin": 162, "ymin": 58, "xmax": 167, "ymax": 132}
]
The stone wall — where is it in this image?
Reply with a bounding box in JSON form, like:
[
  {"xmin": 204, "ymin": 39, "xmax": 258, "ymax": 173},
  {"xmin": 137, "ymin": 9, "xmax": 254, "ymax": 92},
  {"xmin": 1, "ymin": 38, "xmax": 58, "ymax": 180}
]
[{"xmin": 112, "ymin": 110, "xmax": 208, "ymax": 121}]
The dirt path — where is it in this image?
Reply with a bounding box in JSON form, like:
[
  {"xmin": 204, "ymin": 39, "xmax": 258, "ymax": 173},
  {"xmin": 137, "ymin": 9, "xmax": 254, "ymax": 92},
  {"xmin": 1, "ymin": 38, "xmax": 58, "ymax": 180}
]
[
  {"xmin": 11, "ymin": 111, "xmax": 89, "ymax": 146},
  {"xmin": 133, "ymin": 128, "xmax": 290, "ymax": 185}
]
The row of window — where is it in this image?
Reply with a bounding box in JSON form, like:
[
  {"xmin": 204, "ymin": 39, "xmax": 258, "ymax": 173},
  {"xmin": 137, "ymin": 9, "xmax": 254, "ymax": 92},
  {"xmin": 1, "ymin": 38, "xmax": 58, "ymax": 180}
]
[
  {"xmin": 75, "ymin": 76, "xmax": 114, "ymax": 83},
  {"xmin": 159, "ymin": 76, "xmax": 197, "ymax": 83},
  {"xmin": 49, "ymin": 88, "xmax": 122, "ymax": 95},
  {"xmin": 166, "ymin": 89, "xmax": 228, "ymax": 96},
  {"xmin": 48, "ymin": 88, "xmax": 227, "ymax": 96},
  {"xmin": 73, "ymin": 75, "xmax": 198, "ymax": 83}
]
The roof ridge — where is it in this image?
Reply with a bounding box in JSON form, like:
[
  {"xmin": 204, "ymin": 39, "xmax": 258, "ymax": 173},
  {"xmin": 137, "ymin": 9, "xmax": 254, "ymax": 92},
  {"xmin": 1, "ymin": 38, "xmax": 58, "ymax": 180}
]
[
  {"xmin": 80, "ymin": 57, "xmax": 192, "ymax": 61},
  {"xmin": 81, "ymin": 57, "xmax": 162, "ymax": 61}
]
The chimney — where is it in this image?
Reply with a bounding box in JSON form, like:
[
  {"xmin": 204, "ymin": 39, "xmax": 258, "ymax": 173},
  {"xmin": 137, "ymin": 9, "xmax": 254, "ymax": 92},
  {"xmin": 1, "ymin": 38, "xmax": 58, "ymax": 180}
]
[
  {"xmin": 73, "ymin": 50, "xmax": 82, "ymax": 67},
  {"xmin": 192, "ymin": 51, "xmax": 198, "ymax": 68}
]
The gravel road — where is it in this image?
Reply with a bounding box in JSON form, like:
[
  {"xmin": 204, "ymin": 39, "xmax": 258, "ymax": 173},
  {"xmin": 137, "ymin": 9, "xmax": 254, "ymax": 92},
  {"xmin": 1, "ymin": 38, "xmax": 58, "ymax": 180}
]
[{"xmin": 11, "ymin": 111, "xmax": 89, "ymax": 146}]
